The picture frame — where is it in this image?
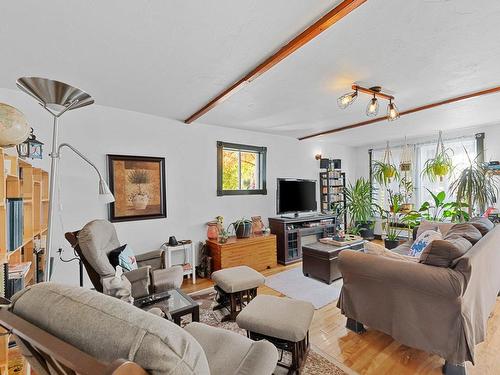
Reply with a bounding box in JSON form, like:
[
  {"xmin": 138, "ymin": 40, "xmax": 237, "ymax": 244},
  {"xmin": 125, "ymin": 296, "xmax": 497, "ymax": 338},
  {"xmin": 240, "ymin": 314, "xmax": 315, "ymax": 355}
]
[{"xmin": 107, "ymin": 154, "xmax": 167, "ymax": 222}]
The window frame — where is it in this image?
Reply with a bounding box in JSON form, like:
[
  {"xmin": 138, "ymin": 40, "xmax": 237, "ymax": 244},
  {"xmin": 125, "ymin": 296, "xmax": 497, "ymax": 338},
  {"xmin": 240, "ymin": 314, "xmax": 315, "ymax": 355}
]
[{"xmin": 217, "ymin": 141, "xmax": 267, "ymax": 196}]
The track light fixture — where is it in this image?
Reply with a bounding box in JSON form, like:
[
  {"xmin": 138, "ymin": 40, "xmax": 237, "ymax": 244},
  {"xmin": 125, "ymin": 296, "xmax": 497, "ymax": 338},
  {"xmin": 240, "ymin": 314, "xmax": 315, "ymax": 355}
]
[{"xmin": 338, "ymin": 85, "xmax": 399, "ymax": 121}]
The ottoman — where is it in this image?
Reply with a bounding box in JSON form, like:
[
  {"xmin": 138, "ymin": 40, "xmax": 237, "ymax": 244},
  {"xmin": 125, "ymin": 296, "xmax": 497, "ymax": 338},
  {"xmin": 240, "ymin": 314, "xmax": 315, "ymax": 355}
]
[
  {"xmin": 236, "ymin": 295, "xmax": 314, "ymax": 374},
  {"xmin": 211, "ymin": 266, "xmax": 265, "ymax": 321}
]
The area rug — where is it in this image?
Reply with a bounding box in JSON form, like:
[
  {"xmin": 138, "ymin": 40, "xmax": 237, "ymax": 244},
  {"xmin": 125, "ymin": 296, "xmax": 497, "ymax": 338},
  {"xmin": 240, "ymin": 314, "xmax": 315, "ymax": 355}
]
[
  {"xmin": 264, "ymin": 267, "xmax": 343, "ymax": 309},
  {"xmin": 188, "ymin": 289, "xmax": 347, "ymax": 375}
]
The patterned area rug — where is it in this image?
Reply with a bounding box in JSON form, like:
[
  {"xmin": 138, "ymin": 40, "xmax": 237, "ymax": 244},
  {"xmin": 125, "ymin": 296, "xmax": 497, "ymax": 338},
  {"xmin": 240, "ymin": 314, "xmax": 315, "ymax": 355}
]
[{"xmin": 188, "ymin": 289, "xmax": 347, "ymax": 375}]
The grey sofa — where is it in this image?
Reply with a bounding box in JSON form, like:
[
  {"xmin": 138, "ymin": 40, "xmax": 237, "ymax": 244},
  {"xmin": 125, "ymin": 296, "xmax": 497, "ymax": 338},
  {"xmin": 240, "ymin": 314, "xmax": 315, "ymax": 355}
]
[
  {"xmin": 338, "ymin": 222, "xmax": 500, "ymax": 374},
  {"xmin": 67, "ymin": 219, "xmax": 184, "ymax": 298},
  {"xmin": 8, "ymin": 283, "xmax": 278, "ymax": 375}
]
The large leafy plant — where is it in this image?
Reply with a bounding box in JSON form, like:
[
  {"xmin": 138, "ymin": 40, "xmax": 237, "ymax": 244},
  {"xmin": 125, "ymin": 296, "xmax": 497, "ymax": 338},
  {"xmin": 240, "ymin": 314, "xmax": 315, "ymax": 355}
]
[
  {"xmin": 343, "ymin": 178, "xmax": 379, "ymax": 225},
  {"xmin": 450, "ymin": 150, "xmax": 498, "ymax": 218},
  {"xmin": 418, "ymin": 189, "xmax": 469, "ymax": 222},
  {"xmin": 421, "ymin": 131, "xmax": 454, "ymax": 182}
]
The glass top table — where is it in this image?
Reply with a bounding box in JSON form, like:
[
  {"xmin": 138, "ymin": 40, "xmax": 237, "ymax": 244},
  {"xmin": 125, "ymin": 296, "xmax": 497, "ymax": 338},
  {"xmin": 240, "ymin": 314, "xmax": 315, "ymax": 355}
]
[{"xmin": 134, "ymin": 288, "xmax": 199, "ymax": 325}]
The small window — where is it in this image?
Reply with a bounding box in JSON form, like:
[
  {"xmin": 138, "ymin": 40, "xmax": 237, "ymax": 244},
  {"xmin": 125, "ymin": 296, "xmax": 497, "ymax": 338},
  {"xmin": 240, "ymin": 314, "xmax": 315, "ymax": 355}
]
[{"xmin": 217, "ymin": 141, "xmax": 267, "ymax": 196}]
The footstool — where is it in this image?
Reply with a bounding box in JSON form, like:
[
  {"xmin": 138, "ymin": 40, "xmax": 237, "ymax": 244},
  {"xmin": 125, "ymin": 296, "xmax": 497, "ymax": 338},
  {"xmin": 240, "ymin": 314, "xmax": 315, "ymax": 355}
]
[
  {"xmin": 236, "ymin": 295, "xmax": 314, "ymax": 374},
  {"xmin": 211, "ymin": 266, "xmax": 265, "ymax": 321}
]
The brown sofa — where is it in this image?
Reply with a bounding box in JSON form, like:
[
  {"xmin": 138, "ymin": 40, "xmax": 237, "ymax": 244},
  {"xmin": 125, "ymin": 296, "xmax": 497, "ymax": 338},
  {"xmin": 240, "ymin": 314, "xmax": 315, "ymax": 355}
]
[{"xmin": 337, "ymin": 223, "xmax": 500, "ymax": 375}]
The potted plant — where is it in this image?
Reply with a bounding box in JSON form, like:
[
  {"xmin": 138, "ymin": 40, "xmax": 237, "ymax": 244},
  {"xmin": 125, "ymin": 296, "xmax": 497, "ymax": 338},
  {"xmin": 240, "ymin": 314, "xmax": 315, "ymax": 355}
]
[
  {"xmin": 450, "ymin": 150, "xmax": 498, "ymax": 219},
  {"xmin": 373, "ymin": 142, "xmax": 399, "ymax": 185},
  {"xmin": 421, "ymin": 131, "xmax": 453, "ymax": 182},
  {"xmin": 399, "ymin": 177, "xmax": 414, "ymax": 213},
  {"xmin": 231, "ymin": 218, "xmax": 252, "ymax": 238},
  {"xmin": 418, "ymin": 189, "xmax": 469, "ymax": 222},
  {"xmin": 343, "ymin": 178, "xmax": 378, "ymax": 240},
  {"xmin": 382, "ymin": 190, "xmax": 402, "ymax": 249},
  {"xmin": 127, "ymin": 169, "xmax": 150, "ymax": 210}
]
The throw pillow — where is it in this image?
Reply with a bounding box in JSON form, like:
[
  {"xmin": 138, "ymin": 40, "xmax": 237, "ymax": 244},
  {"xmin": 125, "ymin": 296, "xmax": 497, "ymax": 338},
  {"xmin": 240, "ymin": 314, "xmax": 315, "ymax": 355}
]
[
  {"xmin": 409, "ymin": 229, "xmax": 442, "ymax": 258},
  {"xmin": 468, "ymin": 217, "xmax": 495, "ymax": 236},
  {"xmin": 108, "ymin": 244, "xmax": 138, "ymax": 271},
  {"xmin": 416, "ymin": 220, "xmax": 454, "ymax": 238},
  {"xmin": 419, "ymin": 234, "xmax": 472, "ymax": 268},
  {"xmin": 364, "ymin": 241, "xmax": 418, "ymax": 262},
  {"xmin": 445, "ymin": 223, "xmax": 482, "ymax": 245}
]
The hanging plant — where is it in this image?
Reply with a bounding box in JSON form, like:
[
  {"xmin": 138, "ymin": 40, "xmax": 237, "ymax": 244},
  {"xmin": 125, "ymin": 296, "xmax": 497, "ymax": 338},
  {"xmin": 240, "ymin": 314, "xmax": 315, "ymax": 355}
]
[
  {"xmin": 400, "ymin": 140, "xmax": 413, "ymax": 172},
  {"xmin": 373, "ymin": 142, "xmax": 399, "ymax": 185},
  {"xmin": 421, "ymin": 131, "xmax": 454, "ymax": 182}
]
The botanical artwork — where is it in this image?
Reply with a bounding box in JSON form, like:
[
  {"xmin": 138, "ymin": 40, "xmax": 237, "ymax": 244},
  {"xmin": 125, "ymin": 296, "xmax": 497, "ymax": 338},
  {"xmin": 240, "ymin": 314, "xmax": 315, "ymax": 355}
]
[{"xmin": 108, "ymin": 155, "xmax": 166, "ymax": 222}]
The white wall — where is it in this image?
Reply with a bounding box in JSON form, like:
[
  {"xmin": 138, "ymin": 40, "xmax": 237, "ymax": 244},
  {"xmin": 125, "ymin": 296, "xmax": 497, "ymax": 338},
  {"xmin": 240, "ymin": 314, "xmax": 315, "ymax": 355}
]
[{"xmin": 0, "ymin": 88, "xmax": 355, "ymax": 286}]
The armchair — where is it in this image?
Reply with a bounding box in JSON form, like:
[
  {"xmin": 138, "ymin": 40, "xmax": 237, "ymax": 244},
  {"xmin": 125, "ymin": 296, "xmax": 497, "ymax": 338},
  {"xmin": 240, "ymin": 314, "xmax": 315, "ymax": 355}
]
[
  {"xmin": 2, "ymin": 283, "xmax": 278, "ymax": 375},
  {"xmin": 65, "ymin": 219, "xmax": 183, "ymax": 298}
]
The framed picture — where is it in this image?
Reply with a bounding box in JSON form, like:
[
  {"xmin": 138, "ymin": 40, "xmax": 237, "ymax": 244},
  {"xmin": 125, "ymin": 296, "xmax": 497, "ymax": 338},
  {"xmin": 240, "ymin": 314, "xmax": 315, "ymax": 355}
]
[{"xmin": 107, "ymin": 154, "xmax": 166, "ymax": 222}]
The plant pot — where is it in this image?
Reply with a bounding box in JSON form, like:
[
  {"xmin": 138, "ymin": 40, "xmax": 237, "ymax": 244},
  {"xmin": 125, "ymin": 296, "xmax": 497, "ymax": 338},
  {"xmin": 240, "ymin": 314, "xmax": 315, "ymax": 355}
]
[
  {"xmin": 384, "ymin": 239, "xmax": 400, "ymax": 250},
  {"xmin": 400, "ymin": 203, "xmax": 413, "ymax": 213},
  {"xmin": 400, "ymin": 163, "xmax": 411, "ymax": 172},
  {"xmin": 432, "ymin": 164, "xmax": 449, "ymax": 177},
  {"xmin": 356, "ymin": 221, "xmax": 374, "ymax": 240},
  {"xmin": 234, "ymin": 222, "xmax": 252, "ymax": 238},
  {"xmin": 132, "ymin": 194, "xmax": 149, "ymax": 210}
]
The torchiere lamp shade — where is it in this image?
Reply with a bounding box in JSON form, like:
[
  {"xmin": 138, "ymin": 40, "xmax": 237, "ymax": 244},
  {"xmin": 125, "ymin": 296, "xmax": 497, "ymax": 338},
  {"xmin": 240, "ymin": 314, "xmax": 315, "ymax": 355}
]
[{"xmin": 16, "ymin": 77, "xmax": 94, "ymax": 113}]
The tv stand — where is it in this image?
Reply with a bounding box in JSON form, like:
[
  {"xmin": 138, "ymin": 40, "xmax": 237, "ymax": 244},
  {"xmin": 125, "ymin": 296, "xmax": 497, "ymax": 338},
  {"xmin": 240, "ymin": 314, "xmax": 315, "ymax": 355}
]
[
  {"xmin": 268, "ymin": 214, "xmax": 336, "ymax": 265},
  {"xmin": 280, "ymin": 212, "xmax": 322, "ymax": 219}
]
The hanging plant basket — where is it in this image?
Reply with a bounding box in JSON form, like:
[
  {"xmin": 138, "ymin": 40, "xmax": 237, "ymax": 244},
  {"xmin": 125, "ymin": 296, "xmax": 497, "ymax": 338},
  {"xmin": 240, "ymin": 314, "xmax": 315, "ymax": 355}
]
[
  {"xmin": 400, "ymin": 139, "xmax": 413, "ymax": 172},
  {"xmin": 373, "ymin": 142, "xmax": 399, "ymax": 185},
  {"xmin": 421, "ymin": 131, "xmax": 454, "ymax": 182}
]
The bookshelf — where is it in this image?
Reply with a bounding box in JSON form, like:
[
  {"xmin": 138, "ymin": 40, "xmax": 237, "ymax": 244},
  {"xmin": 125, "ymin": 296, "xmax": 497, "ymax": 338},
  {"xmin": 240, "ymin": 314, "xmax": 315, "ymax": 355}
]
[
  {"xmin": 0, "ymin": 148, "xmax": 49, "ymax": 373},
  {"xmin": 319, "ymin": 166, "xmax": 347, "ymax": 230}
]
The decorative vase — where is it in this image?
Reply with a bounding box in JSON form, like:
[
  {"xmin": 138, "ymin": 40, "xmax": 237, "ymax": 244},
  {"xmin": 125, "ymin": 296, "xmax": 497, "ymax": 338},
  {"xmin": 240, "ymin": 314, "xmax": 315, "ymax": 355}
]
[
  {"xmin": 401, "ymin": 203, "xmax": 413, "ymax": 213},
  {"xmin": 207, "ymin": 221, "xmax": 219, "ymax": 240},
  {"xmin": 251, "ymin": 216, "xmax": 264, "ymax": 235},
  {"xmin": 132, "ymin": 194, "xmax": 149, "ymax": 210}
]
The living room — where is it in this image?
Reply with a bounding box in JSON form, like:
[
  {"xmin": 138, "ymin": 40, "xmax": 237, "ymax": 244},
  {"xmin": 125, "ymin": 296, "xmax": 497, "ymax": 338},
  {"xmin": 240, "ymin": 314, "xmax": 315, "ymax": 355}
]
[{"xmin": 0, "ymin": 1, "xmax": 499, "ymax": 375}]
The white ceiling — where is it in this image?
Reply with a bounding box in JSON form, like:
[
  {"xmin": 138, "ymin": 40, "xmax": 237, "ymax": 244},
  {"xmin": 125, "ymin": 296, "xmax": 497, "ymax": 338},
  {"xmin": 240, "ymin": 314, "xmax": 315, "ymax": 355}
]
[{"xmin": 1, "ymin": 0, "xmax": 500, "ymax": 146}]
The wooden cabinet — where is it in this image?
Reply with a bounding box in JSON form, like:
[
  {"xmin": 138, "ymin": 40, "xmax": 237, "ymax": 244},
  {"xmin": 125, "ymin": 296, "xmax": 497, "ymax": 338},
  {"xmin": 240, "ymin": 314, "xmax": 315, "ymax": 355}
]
[
  {"xmin": 268, "ymin": 215, "xmax": 336, "ymax": 265},
  {"xmin": 206, "ymin": 234, "xmax": 277, "ymax": 272}
]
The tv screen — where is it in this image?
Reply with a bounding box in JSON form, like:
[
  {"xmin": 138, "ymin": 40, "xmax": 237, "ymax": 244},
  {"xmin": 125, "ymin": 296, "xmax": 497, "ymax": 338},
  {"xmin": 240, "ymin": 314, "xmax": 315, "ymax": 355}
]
[{"xmin": 277, "ymin": 179, "xmax": 317, "ymax": 214}]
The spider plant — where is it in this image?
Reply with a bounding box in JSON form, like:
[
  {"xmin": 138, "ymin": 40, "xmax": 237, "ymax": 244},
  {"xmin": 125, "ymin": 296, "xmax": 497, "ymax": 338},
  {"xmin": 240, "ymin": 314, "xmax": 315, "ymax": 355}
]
[
  {"xmin": 421, "ymin": 150, "xmax": 454, "ymax": 182},
  {"xmin": 373, "ymin": 160, "xmax": 399, "ymax": 186},
  {"xmin": 450, "ymin": 149, "xmax": 498, "ymax": 217}
]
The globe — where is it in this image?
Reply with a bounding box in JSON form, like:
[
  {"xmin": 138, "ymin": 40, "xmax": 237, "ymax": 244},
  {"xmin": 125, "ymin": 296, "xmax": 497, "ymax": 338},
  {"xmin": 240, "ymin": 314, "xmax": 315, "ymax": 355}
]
[{"xmin": 0, "ymin": 103, "xmax": 30, "ymax": 147}]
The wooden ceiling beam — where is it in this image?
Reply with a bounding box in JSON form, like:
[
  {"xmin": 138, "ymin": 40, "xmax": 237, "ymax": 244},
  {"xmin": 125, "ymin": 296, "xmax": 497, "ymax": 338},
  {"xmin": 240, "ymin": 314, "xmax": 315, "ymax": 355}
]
[
  {"xmin": 184, "ymin": 0, "xmax": 367, "ymax": 124},
  {"xmin": 298, "ymin": 85, "xmax": 500, "ymax": 141}
]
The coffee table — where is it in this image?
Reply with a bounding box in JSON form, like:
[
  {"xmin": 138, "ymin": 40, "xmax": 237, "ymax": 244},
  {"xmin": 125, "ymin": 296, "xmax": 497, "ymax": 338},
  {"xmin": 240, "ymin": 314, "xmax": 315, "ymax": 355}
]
[
  {"xmin": 134, "ymin": 288, "xmax": 199, "ymax": 325},
  {"xmin": 302, "ymin": 240, "xmax": 365, "ymax": 284}
]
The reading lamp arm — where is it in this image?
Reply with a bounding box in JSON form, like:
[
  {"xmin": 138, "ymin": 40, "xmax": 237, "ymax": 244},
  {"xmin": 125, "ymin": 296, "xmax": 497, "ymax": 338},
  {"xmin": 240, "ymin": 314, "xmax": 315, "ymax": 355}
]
[{"xmin": 56, "ymin": 143, "xmax": 104, "ymax": 181}]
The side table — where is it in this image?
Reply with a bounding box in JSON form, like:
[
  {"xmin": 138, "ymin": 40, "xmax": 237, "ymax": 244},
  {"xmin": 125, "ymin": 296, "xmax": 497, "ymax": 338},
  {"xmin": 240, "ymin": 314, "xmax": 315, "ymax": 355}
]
[{"xmin": 164, "ymin": 240, "xmax": 196, "ymax": 284}]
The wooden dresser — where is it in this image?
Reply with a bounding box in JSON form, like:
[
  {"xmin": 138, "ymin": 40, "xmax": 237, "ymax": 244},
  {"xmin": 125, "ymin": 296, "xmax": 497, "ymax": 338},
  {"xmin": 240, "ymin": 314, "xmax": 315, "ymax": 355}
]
[{"xmin": 206, "ymin": 234, "xmax": 277, "ymax": 272}]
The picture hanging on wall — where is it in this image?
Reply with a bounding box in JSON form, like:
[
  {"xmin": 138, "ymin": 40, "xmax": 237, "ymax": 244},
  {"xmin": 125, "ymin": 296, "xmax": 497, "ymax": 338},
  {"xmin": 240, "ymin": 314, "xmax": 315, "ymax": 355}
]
[{"xmin": 107, "ymin": 154, "xmax": 166, "ymax": 222}]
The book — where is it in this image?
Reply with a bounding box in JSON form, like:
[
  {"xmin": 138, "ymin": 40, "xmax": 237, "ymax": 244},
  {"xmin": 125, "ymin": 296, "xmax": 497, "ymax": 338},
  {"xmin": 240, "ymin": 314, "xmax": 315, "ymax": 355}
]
[{"xmin": 8, "ymin": 261, "xmax": 31, "ymax": 279}]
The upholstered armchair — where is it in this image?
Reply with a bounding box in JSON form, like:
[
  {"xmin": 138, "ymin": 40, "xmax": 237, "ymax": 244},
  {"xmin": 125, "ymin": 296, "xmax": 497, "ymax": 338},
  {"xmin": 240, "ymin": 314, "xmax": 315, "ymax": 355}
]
[
  {"xmin": 65, "ymin": 219, "xmax": 183, "ymax": 298},
  {"xmin": 2, "ymin": 283, "xmax": 278, "ymax": 375}
]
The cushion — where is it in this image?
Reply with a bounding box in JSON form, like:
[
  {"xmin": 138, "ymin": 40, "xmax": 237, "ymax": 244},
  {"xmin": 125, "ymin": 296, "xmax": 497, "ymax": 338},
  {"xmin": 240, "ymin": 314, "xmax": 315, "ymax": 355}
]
[
  {"xmin": 78, "ymin": 219, "xmax": 121, "ymax": 277},
  {"xmin": 117, "ymin": 244, "xmax": 138, "ymax": 271},
  {"xmin": 236, "ymin": 295, "xmax": 314, "ymax": 342},
  {"xmin": 364, "ymin": 242, "xmax": 418, "ymax": 262},
  {"xmin": 416, "ymin": 220, "xmax": 454, "ymax": 238},
  {"xmin": 107, "ymin": 244, "xmax": 127, "ymax": 269},
  {"xmin": 469, "ymin": 217, "xmax": 495, "ymax": 236},
  {"xmin": 185, "ymin": 322, "xmax": 278, "ymax": 375},
  {"xmin": 419, "ymin": 234, "xmax": 473, "ymax": 267},
  {"xmin": 10, "ymin": 283, "xmax": 210, "ymax": 374},
  {"xmin": 211, "ymin": 266, "xmax": 265, "ymax": 293},
  {"xmin": 445, "ymin": 223, "xmax": 482, "ymax": 244},
  {"xmin": 409, "ymin": 229, "xmax": 442, "ymax": 258}
]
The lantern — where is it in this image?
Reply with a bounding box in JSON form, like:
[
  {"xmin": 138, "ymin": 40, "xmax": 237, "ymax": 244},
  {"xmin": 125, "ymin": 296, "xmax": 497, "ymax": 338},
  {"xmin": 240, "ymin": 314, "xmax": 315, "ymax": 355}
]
[{"xmin": 16, "ymin": 128, "xmax": 43, "ymax": 159}]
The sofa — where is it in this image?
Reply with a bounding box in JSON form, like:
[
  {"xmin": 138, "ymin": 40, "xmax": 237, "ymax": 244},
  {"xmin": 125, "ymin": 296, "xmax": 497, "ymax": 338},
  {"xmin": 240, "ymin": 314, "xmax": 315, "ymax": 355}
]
[
  {"xmin": 5, "ymin": 283, "xmax": 278, "ymax": 375},
  {"xmin": 337, "ymin": 219, "xmax": 500, "ymax": 374}
]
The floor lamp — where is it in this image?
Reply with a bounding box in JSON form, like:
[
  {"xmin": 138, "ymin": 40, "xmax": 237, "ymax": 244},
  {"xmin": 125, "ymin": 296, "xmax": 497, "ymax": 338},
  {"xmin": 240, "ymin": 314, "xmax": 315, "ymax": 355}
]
[{"xmin": 16, "ymin": 77, "xmax": 115, "ymax": 282}]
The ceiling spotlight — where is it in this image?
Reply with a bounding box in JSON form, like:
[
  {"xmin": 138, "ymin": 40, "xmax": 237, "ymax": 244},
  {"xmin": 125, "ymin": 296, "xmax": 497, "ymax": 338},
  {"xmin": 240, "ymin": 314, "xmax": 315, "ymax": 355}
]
[
  {"xmin": 337, "ymin": 89, "xmax": 358, "ymax": 109},
  {"xmin": 387, "ymin": 100, "xmax": 400, "ymax": 121},
  {"xmin": 366, "ymin": 95, "xmax": 379, "ymax": 117}
]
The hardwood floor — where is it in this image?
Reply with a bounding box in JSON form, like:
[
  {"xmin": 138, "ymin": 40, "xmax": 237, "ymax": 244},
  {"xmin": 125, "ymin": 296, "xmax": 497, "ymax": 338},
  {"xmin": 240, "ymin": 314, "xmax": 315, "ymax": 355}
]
[{"xmin": 182, "ymin": 263, "xmax": 500, "ymax": 375}]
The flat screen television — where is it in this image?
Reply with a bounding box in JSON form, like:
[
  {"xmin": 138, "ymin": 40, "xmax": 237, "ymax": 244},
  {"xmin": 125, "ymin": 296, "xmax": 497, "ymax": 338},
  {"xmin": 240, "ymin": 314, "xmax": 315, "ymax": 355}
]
[{"xmin": 277, "ymin": 179, "xmax": 317, "ymax": 215}]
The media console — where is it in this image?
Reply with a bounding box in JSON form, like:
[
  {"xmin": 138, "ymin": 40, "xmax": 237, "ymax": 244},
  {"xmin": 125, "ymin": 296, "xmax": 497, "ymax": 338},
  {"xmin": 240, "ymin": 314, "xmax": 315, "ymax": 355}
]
[{"xmin": 268, "ymin": 214, "xmax": 337, "ymax": 265}]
